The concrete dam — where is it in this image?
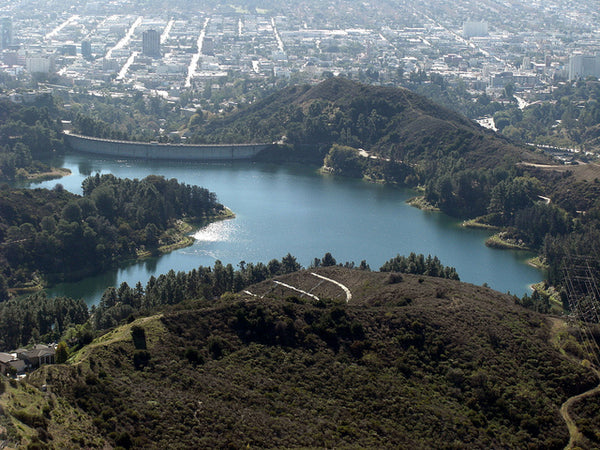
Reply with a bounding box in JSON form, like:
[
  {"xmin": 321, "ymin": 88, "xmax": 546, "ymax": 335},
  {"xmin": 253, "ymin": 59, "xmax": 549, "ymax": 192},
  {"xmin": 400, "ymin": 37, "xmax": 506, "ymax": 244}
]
[{"xmin": 64, "ymin": 132, "xmax": 272, "ymax": 161}]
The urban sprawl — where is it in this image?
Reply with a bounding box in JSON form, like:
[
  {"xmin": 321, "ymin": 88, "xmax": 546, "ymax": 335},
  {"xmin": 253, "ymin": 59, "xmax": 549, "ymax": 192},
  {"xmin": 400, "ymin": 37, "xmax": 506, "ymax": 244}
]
[{"xmin": 0, "ymin": 0, "xmax": 599, "ymax": 124}]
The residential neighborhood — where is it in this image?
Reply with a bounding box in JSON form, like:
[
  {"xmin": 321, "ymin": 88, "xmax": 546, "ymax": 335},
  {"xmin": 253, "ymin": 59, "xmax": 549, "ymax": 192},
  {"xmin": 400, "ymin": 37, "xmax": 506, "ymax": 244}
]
[{"xmin": 0, "ymin": 0, "xmax": 599, "ymax": 103}]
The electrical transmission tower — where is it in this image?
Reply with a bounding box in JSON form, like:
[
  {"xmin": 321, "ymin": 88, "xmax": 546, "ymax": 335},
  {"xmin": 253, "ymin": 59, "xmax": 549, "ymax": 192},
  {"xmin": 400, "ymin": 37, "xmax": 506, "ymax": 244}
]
[{"xmin": 562, "ymin": 255, "xmax": 600, "ymax": 368}]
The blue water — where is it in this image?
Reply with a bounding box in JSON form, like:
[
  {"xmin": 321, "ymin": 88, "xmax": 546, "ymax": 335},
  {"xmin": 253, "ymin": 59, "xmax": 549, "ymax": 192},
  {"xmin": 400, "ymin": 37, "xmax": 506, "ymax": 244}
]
[{"xmin": 31, "ymin": 153, "xmax": 543, "ymax": 305}]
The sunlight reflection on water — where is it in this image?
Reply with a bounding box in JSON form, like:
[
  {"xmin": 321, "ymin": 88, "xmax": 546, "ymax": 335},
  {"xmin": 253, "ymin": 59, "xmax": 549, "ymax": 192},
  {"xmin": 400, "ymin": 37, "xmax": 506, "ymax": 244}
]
[{"xmin": 192, "ymin": 220, "xmax": 238, "ymax": 243}]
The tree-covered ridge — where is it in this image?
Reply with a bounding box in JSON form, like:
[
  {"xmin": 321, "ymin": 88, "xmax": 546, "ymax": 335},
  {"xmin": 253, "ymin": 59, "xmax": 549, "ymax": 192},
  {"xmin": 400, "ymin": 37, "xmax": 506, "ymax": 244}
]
[
  {"xmin": 380, "ymin": 252, "xmax": 460, "ymax": 280},
  {"xmin": 194, "ymin": 77, "xmax": 527, "ymax": 169},
  {"xmin": 18, "ymin": 267, "xmax": 597, "ymax": 449},
  {"xmin": 0, "ymin": 251, "xmax": 451, "ymax": 351},
  {"xmin": 0, "ymin": 175, "xmax": 224, "ymax": 295},
  {"xmin": 0, "ymin": 293, "xmax": 88, "ymax": 350},
  {"xmin": 188, "ymin": 77, "xmax": 549, "ymax": 216},
  {"xmin": 0, "ymin": 95, "xmax": 66, "ymax": 180}
]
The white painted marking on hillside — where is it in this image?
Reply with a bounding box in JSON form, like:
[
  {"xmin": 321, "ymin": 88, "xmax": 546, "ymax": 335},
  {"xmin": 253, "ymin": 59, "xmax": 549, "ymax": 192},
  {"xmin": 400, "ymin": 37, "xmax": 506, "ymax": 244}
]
[
  {"xmin": 273, "ymin": 280, "xmax": 319, "ymax": 301},
  {"xmin": 311, "ymin": 272, "xmax": 352, "ymax": 302}
]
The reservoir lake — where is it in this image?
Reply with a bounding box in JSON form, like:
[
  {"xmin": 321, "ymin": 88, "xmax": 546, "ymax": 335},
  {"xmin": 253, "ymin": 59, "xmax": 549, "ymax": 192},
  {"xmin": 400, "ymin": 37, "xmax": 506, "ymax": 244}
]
[{"xmin": 31, "ymin": 153, "xmax": 543, "ymax": 305}]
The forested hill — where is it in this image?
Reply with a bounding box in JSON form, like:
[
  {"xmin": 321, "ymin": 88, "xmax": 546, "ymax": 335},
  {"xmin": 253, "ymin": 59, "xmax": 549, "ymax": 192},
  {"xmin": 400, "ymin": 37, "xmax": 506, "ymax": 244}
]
[
  {"xmin": 191, "ymin": 77, "xmax": 544, "ymax": 168},
  {"xmin": 0, "ymin": 174, "xmax": 225, "ymax": 296},
  {"xmin": 186, "ymin": 77, "xmax": 555, "ymax": 219},
  {"xmin": 0, "ymin": 95, "xmax": 66, "ymax": 180},
  {"xmin": 9, "ymin": 267, "xmax": 596, "ymax": 449}
]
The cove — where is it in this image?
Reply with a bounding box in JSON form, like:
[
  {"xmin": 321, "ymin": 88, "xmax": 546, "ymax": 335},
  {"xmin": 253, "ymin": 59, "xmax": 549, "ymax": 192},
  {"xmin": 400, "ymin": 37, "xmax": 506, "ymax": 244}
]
[{"xmin": 30, "ymin": 153, "xmax": 544, "ymax": 305}]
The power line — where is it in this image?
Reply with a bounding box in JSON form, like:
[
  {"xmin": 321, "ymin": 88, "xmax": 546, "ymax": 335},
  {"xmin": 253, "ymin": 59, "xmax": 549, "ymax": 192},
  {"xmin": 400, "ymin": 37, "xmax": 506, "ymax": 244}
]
[{"xmin": 562, "ymin": 254, "xmax": 600, "ymax": 368}]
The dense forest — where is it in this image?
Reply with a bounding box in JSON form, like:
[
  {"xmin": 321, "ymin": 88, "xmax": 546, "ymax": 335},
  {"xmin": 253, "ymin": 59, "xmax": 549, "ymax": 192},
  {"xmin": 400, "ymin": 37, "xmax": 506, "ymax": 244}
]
[
  {"xmin": 0, "ymin": 267, "xmax": 595, "ymax": 449},
  {"xmin": 0, "ymin": 293, "xmax": 88, "ymax": 350},
  {"xmin": 0, "ymin": 174, "xmax": 225, "ymax": 295},
  {"xmin": 0, "ymin": 95, "xmax": 66, "ymax": 180}
]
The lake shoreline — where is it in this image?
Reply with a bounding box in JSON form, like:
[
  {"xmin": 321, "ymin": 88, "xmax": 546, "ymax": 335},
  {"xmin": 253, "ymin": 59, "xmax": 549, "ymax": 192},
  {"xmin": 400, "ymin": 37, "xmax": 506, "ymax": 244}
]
[
  {"xmin": 40, "ymin": 155, "xmax": 544, "ymax": 304},
  {"xmin": 13, "ymin": 209, "xmax": 235, "ymax": 298}
]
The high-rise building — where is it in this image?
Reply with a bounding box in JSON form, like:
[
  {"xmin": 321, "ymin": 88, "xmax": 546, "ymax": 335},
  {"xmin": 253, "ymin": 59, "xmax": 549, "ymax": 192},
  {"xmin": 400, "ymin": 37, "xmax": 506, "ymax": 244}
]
[
  {"xmin": 1, "ymin": 17, "xmax": 13, "ymax": 49},
  {"xmin": 142, "ymin": 29, "xmax": 160, "ymax": 58},
  {"xmin": 568, "ymin": 54, "xmax": 600, "ymax": 80},
  {"xmin": 26, "ymin": 54, "xmax": 55, "ymax": 74},
  {"xmin": 81, "ymin": 40, "xmax": 92, "ymax": 59}
]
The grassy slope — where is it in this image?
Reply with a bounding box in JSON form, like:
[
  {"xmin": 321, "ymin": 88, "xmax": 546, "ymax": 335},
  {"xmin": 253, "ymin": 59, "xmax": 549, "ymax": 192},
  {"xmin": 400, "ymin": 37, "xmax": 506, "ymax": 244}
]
[{"xmin": 5, "ymin": 268, "xmax": 596, "ymax": 449}]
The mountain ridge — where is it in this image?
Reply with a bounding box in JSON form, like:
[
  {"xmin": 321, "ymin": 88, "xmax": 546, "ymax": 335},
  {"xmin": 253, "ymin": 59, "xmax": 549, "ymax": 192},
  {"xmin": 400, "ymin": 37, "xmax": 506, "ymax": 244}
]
[{"xmin": 4, "ymin": 267, "xmax": 595, "ymax": 449}]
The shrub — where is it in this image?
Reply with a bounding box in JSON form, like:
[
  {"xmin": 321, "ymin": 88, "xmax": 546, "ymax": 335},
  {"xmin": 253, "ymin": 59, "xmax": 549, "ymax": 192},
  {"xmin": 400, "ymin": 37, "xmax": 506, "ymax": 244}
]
[
  {"xmin": 131, "ymin": 325, "xmax": 147, "ymax": 350},
  {"xmin": 207, "ymin": 336, "xmax": 225, "ymax": 359},
  {"xmin": 133, "ymin": 350, "xmax": 150, "ymax": 370},
  {"xmin": 386, "ymin": 273, "xmax": 403, "ymax": 284},
  {"xmin": 56, "ymin": 341, "xmax": 69, "ymax": 363},
  {"xmin": 184, "ymin": 347, "xmax": 204, "ymax": 365}
]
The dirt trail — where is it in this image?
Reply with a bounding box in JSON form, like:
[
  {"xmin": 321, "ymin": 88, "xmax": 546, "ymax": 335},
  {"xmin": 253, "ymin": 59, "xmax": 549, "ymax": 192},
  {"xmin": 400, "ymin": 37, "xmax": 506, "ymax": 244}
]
[
  {"xmin": 560, "ymin": 367, "xmax": 600, "ymax": 450},
  {"xmin": 549, "ymin": 318, "xmax": 600, "ymax": 449}
]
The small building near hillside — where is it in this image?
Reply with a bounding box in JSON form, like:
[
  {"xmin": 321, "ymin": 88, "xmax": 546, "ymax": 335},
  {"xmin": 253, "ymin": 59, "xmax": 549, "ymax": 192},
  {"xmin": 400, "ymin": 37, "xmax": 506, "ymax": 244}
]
[
  {"xmin": 15, "ymin": 344, "xmax": 56, "ymax": 369},
  {"xmin": 0, "ymin": 352, "xmax": 26, "ymax": 375}
]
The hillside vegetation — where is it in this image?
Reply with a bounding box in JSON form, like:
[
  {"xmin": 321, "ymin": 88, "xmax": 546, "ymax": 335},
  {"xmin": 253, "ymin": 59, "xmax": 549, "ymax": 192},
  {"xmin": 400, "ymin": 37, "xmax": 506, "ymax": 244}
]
[
  {"xmin": 2, "ymin": 267, "xmax": 596, "ymax": 449},
  {"xmin": 0, "ymin": 174, "xmax": 225, "ymax": 298},
  {"xmin": 186, "ymin": 77, "xmax": 548, "ymax": 215},
  {"xmin": 0, "ymin": 95, "xmax": 66, "ymax": 181}
]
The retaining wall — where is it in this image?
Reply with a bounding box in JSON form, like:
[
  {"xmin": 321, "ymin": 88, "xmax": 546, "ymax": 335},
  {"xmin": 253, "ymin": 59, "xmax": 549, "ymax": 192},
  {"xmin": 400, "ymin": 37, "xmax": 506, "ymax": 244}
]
[{"xmin": 65, "ymin": 133, "xmax": 271, "ymax": 161}]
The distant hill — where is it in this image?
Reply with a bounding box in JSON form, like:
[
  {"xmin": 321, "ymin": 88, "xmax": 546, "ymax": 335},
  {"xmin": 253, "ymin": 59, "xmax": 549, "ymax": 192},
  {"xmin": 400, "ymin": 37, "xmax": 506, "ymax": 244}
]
[
  {"xmin": 187, "ymin": 77, "xmax": 552, "ymax": 217},
  {"xmin": 192, "ymin": 77, "xmax": 545, "ymax": 168},
  {"xmin": 7, "ymin": 267, "xmax": 596, "ymax": 449}
]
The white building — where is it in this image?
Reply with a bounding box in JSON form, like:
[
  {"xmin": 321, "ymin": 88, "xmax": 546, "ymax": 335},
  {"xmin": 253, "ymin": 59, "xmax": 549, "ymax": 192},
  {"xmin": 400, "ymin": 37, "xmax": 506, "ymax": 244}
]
[
  {"xmin": 568, "ymin": 54, "xmax": 600, "ymax": 81},
  {"xmin": 25, "ymin": 55, "xmax": 55, "ymax": 73}
]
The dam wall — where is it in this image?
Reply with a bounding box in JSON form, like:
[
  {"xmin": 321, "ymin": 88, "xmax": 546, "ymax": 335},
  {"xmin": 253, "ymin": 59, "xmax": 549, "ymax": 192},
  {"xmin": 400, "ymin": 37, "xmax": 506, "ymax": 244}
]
[{"xmin": 65, "ymin": 133, "xmax": 271, "ymax": 161}]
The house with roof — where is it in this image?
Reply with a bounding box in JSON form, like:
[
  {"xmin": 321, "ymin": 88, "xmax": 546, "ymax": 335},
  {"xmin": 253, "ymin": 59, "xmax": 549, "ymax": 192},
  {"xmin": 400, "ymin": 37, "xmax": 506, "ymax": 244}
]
[
  {"xmin": 0, "ymin": 352, "xmax": 26, "ymax": 375},
  {"xmin": 15, "ymin": 344, "xmax": 55, "ymax": 369}
]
